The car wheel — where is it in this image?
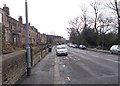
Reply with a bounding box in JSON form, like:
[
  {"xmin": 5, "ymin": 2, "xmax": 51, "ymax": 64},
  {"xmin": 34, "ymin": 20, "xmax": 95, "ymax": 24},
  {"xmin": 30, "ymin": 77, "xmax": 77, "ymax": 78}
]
[
  {"xmin": 111, "ymin": 51, "xmax": 113, "ymax": 54},
  {"xmin": 66, "ymin": 54, "xmax": 68, "ymax": 56}
]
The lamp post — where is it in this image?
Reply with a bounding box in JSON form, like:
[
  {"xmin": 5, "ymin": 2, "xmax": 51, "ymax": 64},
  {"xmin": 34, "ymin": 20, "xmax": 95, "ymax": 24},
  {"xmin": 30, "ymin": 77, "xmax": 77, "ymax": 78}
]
[{"xmin": 25, "ymin": 0, "xmax": 31, "ymax": 76}]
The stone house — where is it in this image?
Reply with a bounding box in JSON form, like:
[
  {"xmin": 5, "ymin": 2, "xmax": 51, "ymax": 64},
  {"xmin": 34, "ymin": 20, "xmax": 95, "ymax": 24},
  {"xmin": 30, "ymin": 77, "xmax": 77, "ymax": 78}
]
[
  {"xmin": 40, "ymin": 34, "xmax": 47, "ymax": 45},
  {"xmin": 1, "ymin": 5, "xmax": 25, "ymax": 47},
  {"xmin": 1, "ymin": 5, "xmax": 40, "ymax": 47},
  {"xmin": 1, "ymin": 4, "xmax": 66, "ymax": 49},
  {"xmin": 29, "ymin": 25, "xmax": 38, "ymax": 46},
  {"xmin": 37, "ymin": 32, "xmax": 41, "ymax": 45}
]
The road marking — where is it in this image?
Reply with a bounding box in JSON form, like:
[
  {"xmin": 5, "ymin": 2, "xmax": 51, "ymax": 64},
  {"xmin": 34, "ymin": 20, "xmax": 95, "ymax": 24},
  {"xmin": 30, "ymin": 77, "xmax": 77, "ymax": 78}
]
[
  {"xmin": 78, "ymin": 59, "xmax": 80, "ymax": 60},
  {"xmin": 90, "ymin": 55, "xmax": 99, "ymax": 58},
  {"xmin": 63, "ymin": 57, "xmax": 69, "ymax": 60},
  {"xmin": 62, "ymin": 65, "xmax": 66, "ymax": 67},
  {"xmin": 65, "ymin": 77, "xmax": 71, "ymax": 81},
  {"xmin": 106, "ymin": 59, "xmax": 120, "ymax": 63}
]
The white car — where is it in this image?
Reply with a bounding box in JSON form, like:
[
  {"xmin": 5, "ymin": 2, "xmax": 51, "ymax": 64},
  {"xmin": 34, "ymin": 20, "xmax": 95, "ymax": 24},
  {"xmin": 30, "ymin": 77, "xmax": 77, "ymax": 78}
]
[
  {"xmin": 110, "ymin": 45, "xmax": 120, "ymax": 54},
  {"xmin": 79, "ymin": 45, "xmax": 87, "ymax": 49},
  {"xmin": 56, "ymin": 44, "xmax": 68, "ymax": 56}
]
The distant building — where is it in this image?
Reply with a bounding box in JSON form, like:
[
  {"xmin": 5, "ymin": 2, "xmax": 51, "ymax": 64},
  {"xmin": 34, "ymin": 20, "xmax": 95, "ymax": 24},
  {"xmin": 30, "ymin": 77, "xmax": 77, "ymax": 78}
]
[{"xmin": 46, "ymin": 35, "xmax": 66, "ymax": 45}]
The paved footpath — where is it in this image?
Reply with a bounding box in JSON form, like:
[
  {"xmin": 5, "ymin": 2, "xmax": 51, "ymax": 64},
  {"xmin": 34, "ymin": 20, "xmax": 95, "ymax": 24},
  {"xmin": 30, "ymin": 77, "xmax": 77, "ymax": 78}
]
[{"xmin": 17, "ymin": 49, "xmax": 55, "ymax": 84}]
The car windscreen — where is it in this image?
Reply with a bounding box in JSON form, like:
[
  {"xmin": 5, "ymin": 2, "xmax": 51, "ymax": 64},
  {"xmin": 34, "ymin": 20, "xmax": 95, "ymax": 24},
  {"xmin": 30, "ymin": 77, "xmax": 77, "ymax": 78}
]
[{"xmin": 57, "ymin": 47, "xmax": 66, "ymax": 49}]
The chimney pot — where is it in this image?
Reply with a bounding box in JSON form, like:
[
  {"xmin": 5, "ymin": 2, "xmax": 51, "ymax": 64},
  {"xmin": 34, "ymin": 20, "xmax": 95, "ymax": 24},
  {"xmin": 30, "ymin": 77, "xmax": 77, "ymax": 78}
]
[
  {"xmin": 3, "ymin": 4, "xmax": 10, "ymax": 15},
  {"xmin": 18, "ymin": 16, "xmax": 23, "ymax": 24}
]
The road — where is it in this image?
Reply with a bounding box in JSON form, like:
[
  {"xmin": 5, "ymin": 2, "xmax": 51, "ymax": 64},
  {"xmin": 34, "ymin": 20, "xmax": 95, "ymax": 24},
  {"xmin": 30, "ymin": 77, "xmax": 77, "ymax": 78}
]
[
  {"xmin": 55, "ymin": 46, "xmax": 119, "ymax": 84},
  {"xmin": 17, "ymin": 46, "xmax": 120, "ymax": 84}
]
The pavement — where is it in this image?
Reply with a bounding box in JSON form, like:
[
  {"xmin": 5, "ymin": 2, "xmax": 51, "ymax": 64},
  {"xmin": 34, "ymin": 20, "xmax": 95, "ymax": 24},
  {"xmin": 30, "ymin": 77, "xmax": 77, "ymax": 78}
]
[{"xmin": 17, "ymin": 50, "xmax": 55, "ymax": 84}]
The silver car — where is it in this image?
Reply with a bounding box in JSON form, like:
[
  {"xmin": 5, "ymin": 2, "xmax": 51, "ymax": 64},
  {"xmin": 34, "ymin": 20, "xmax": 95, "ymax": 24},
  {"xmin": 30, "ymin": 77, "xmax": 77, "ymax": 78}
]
[
  {"xmin": 110, "ymin": 45, "xmax": 120, "ymax": 54},
  {"xmin": 56, "ymin": 44, "xmax": 68, "ymax": 56}
]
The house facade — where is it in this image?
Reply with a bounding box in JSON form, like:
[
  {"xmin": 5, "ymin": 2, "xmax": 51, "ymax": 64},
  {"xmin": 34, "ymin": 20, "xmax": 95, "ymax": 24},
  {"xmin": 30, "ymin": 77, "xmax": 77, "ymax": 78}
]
[{"xmin": 1, "ymin": 4, "xmax": 66, "ymax": 49}]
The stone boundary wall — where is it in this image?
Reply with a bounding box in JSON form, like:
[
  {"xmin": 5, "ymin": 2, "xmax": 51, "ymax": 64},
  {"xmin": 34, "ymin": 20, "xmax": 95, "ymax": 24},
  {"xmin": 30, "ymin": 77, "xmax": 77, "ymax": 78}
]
[
  {"xmin": 0, "ymin": 23, "xmax": 2, "ymax": 86},
  {"xmin": 31, "ymin": 47, "xmax": 48, "ymax": 66},
  {"xmin": 2, "ymin": 50, "xmax": 27, "ymax": 85},
  {"xmin": 2, "ymin": 47, "xmax": 49, "ymax": 85},
  {"xmin": 41, "ymin": 48, "xmax": 48, "ymax": 58}
]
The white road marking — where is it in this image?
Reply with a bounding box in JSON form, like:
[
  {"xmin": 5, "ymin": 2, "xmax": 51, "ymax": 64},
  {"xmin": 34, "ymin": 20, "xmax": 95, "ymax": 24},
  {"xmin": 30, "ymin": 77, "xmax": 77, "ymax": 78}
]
[
  {"xmin": 90, "ymin": 55, "xmax": 99, "ymax": 58},
  {"xmin": 78, "ymin": 59, "xmax": 80, "ymax": 60},
  {"xmin": 65, "ymin": 77, "xmax": 71, "ymax": 81},
  {"xmin": 106, "ymin": 59, "xmax": 120, "ymax": 63},
  {"xmin": 64, "ymin": 57, "xmax": 69, "ymax": 60},
  {"xmin": 59, "ymin": 62, "xmax": 63, "ymax": 65},
  {"xmin": 62, "ymin": 65, "xmax": 66, "ymax": 67}
]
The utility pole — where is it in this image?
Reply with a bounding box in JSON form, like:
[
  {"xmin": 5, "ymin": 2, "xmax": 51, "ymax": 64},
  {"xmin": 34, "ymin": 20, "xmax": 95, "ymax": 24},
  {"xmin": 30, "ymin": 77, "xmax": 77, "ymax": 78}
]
[{"xmin": 25, "ymin": 0, "xmax": 31, "ymax": 76}]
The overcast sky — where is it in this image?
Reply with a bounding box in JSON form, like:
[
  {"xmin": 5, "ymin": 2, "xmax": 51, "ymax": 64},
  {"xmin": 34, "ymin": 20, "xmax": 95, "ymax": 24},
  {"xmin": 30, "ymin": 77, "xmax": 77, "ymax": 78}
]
[{"xmin": 0, "ymin": 0, "xmax": 103, "ymax": 39}]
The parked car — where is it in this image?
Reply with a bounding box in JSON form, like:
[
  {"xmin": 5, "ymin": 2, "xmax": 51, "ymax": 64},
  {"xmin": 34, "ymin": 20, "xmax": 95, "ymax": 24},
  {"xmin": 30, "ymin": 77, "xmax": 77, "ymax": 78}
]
[
  {"xmin": 72, "ymin": 44, "xmax": 79, "ymax": 48},
  {"xmin": 68, "ymin": 43, "xmax": 79, "ymax": 48},
  {"xmin": 79, "ymin": 45, "xmax": 87, "ymax": 49},
  {"xmin": 56, "ymin": 44, "xmax": 68, "ymax": 56},
  {"xmin": 110, "ymin": 45, "xmax": 120, "ymax": 54},
  {"xmin": 68, "ymin": 43, "xmax": 75, "ymax": 47},
  {"xmin": 48, "ymin": 47, "xmax": 52, "ymax": 52}
]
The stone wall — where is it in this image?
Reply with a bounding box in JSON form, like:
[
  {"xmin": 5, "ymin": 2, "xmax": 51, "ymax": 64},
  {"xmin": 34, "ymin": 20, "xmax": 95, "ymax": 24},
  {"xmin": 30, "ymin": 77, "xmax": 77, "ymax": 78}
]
[
  {"xmin": 2, "ymin": 50, "xmax": 27, "ymax": 84},
  {"xmin": 0, "ymin": 23, "xmax": 2, "ymax": 83},
  {"xmin": 2, "ymin": 47, "xmax": 48, "ymax": 85},
  {"xmin": 32, "ymin": 47, "xmax": 48, "ymax": 66},
  {"xmin": 31, "ymin": 47, "xmax": 41, "ymax": 66},
  {"xmin": 41, "ymin": 48, "xmax": 48, "ymax": 58}
]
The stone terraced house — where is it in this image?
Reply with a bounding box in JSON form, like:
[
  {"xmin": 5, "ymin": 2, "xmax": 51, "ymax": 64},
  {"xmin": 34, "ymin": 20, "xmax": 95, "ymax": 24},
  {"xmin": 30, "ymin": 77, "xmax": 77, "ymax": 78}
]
[
  {"xmin": 1, "ymin": 4, "xmax": 66, "ymax": 50},
  {"xmin": 1, "ymin": 5, "xmax": 42, "ymax": 47}
]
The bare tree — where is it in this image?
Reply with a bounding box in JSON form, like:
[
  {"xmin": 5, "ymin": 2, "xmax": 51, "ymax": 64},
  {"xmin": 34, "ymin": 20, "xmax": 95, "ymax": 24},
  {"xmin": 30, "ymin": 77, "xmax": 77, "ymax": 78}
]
[
  {"xmin": 90, "ymin": 0, "xmax": 102, "ymax": 45},
  {"xmin": 67, "ymin": 16, "xmax": 84, "ymax": 44},
  {"xmin": 106, "ymin": 0, "xmax": 120, "ymax": 44},
  {"xmin": 68, "ymin": 17, "xmax": 82, "ymax": 35},
  {"xmin": 80, "ymin": 5, "xmax": 88, "ymax": 29}
]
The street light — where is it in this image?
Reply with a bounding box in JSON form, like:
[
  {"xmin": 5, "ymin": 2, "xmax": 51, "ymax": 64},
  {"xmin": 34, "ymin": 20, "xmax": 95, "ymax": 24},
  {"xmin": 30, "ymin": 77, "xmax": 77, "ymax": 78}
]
[{"xmin": 25, "ymin": 0, "xmax": 31, "ymax": 76}]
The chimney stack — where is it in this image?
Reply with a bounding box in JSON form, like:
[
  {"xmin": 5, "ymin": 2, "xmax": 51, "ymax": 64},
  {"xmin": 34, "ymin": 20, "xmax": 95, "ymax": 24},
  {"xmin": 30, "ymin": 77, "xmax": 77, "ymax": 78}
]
[
  {"xmin": 3, "ymin": 4, "xmax": 10, "ymax": 15},
  {"xmin": 18, "ymin": 16, "xmax": 23, "ymax": 24}
]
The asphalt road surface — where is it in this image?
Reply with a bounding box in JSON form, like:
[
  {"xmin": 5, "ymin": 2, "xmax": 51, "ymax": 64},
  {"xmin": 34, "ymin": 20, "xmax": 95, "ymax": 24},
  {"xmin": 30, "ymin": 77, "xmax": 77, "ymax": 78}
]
[{"xmin": 55, "ymin": 46, "xmax": 119, "ymax": 84}]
